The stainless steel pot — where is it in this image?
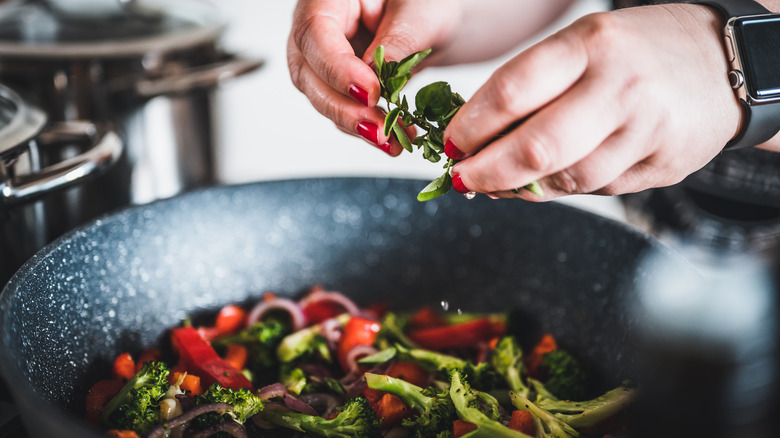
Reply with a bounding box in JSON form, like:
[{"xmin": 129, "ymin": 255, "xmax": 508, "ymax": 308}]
[
  {"xmin": 0, "ymin": 0, "xmax": 262, "ymax": 284},
  {"xmin": 0, "ymin": 83, "xmax": 122, "ymax": 283}
]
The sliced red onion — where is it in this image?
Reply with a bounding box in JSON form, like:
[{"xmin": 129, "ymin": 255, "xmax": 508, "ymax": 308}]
[
  {"xmin": 145, "ymin": 403, "xmax": 233, "ymax": 438},
  {"xmin": 343, "ymin": 344, "xmax": 378, "ymax": 376},
  {"xmin": 283, "ymin": 393, "xmax": 319, "ymax": 416},
  {"xmin": 298, "ymin": 363, "xmax": 332, "ymax": 378},
  {"xmin": 320, "ymin": 317, "xmax": 343, "ymax": 350},
  {"xmin": 344, "ymin": 376, "xmax": 367, "ymax": 400},
  {"xmin": 189, "ymin": 422, "xmax": 248, "ymax": 438},
  {"xmin": 298, "ymin": 288, "xmax": 361, "ymax": 317},
  {"xmin": 174, "ymin": 393, "xmax": 194, "ymax": 412},
  {"xmin": 299, "ymin": 393, "xmax": 341, "ymax": 418},
  {"xmin": 344, "ymin": 361, "xmax": 392, "ymax": 399},
  {"xmin": 475, "ymin": 340, "xmax": 490, "ymax": 364},
  {"xmin": 257, "ymin": 382, "xmax": 287, "ymax": 401},
  {"xmin": 247, "ymin": 296, "xmax": 307, "ymax": 330}
]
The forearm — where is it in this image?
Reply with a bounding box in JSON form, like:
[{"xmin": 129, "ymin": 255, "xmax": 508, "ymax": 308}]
[{"xmin": 431, "ymin": 0, "xmax": 578, "ymax": 65}]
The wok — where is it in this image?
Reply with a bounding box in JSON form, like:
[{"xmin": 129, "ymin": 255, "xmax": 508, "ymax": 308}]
[{"xmin": 0, "ymin": 177, "xmax": 719, "ymax": 437}]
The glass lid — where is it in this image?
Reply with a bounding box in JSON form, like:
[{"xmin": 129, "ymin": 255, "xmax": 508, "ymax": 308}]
[
  {"xmin": 0, "ymin": 0, "xmax": 225, "ymax": 58},
  {"xmin": 0, "ymin": 83, "xmax": 46, "ymax": 158}
]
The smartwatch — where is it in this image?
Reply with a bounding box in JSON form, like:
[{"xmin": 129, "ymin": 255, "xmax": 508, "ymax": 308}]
[{"xmin": 697, "ymin": 0, "xmax": 780, "ymax": 149}]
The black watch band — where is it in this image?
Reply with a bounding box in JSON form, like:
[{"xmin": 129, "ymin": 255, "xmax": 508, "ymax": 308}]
[
  {"xmin": 697, "ymin": 0, "xmax": 768, "ymax": 16},
  {"xmin": 696, "ymin": 0, "xmax": 780, "ymax": 150}
]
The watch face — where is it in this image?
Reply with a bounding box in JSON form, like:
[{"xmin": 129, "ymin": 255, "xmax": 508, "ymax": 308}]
[{"xmin": 734, "ymin": 16, "xmax": 780, "ymax": 99}]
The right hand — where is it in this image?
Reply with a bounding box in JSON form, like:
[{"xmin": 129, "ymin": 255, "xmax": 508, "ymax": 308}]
[{"xmin": 287, "ymin": 0, "xmax": 460, "ymax": 155}]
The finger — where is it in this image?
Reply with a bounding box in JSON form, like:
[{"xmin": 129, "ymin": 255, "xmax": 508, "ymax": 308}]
[
  {"xmin": 291, "ymin": 0, "xmax": 380, "ymax": 106},
  {"xmin": 288, "ymin": 37, "xmax": 403, "ymax": 156},
  {"xmin": 514, "ymin": 126, "xmax": 651, "ymax": 200},
  {"xmin": 452, "ymin": 69, "xmax": 626, "ymax": 194},
  {"xmin": 442, "ymin": 27, "xmax": 589, "ymax": 159},
  {"xmin": 362, "ymin": 0, "xmax": 459, "ymax": 63}
]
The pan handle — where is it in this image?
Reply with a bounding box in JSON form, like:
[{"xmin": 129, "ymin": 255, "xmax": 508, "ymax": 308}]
[
  {"xmin": 135, "ymin": 56, "xmax": 264, "ymax": 98},
  {"xmin": 0, "ymin": 121, "xmax": 123, "ymax": 207}
]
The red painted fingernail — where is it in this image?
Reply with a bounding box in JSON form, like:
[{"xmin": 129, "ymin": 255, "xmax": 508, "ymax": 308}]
[
  {"xmin": 376, "ymin": 142, "xmax": 393, "ymax": 155},
  {"xmin": 349, "ymin": 84, "xmax": 369, "ymax": 106},
  {"xmin": 451, "ymin": 173, "xmax": 470, "ymax": 194},
  {"xmin": 444, "ymin": 139, "xmax": 465, "ymax": 160},
  {"xmin": 357, "ymin": 121, "xmax": 379, "ymax": 144}
]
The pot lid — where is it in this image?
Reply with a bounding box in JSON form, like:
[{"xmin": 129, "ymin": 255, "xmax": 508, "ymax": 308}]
[
  {"xmin": 0, "ymin": 0, "xmax": 225, "ymax": 58},
  {"xmin": 0, "ymin": 83, "xmax": 46, "ymax": 158}
]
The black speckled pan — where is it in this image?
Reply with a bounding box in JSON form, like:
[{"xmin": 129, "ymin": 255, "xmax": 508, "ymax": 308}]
[{"xmin": 0, "ymin": 178, "xmax": 684, "ymax": 437}]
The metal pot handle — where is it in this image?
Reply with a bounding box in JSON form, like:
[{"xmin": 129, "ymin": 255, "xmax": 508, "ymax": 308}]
[
  {"xmin": 135, "ymin": 56, "xmax": 264, "ymax": 97},
  {"xmin": 0, "ymin": 121, "xmax": 123, "ymax": 207}
]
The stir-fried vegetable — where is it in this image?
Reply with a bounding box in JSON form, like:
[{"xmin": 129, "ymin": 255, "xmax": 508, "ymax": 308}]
[{"xmin": 85, "ymin": 287, "xmax": 634, "ymax": 437}]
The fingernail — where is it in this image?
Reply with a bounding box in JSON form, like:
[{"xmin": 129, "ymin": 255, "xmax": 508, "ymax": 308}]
[
  {"xmin": 451, "ymin": 173, "xmax": 471, "ymax": 194},
  {"xmin": 357, "ymin": 121, "xmax": 379, "ymax": 144},
  {"xmin": 376, "ymin": 142, "xmax": 393, "ymax": 156},
  {"xmin": 349, "ymin": 84, "xmax": 369, "ymax": 106},
  {"xmin": 444, "ymin": 139, "xmax": 465, "ymax": 160}
]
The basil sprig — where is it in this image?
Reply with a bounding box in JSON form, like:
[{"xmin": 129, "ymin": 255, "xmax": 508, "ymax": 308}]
[{"xmin": 372, "ymin": 46, "xmax": 542, "ymax": 201}]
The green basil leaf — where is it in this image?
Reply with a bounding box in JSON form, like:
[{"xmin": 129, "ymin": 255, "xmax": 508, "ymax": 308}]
[
  {"xmin": 396, "ymin": 49, "xmax": 432, "ymax": 77},
  {"xmin": 417, "ymin": 172, "xmax": 452, "ymax": 202},
  {"xmin": 415, "ymin": 81, "xmax": 452, "ymax": 121},
  {"xmin": 373, "ymin": 45, "xmax": 385, "ymax": 76},
  {"xmin": 392, "ymin": 122, "xmax": 413, "ymax": 152},
  {"xmin": 388, "ymin": 75, "xmax": 409, "ymax": 104},
  {"xmin": 384, "ymin": 108, "xmax": 402, "ymax": 137}
]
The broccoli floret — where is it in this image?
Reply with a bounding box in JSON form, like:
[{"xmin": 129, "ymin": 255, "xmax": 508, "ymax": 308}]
[
  {"xmin": 277, "ymin": 313, "xmax": 350, "ymax": 363},
  {"xmin": 193, "ymin": 382, "xmax": 264, "ymax": 429},
  {"xmin": 215, "ymin": 319, "xmax": 288, "ymax": 347},
  {"xmin": 280, "ymin": 364, "xmax": 308, "ymax": 395},
  {"xmin": 536, "ymin": 384, "xmax": 637, "ymax": 429},
  {"xmin": 448, "ymin": 370, "xmax": 530, "ymax": 438},
  {"xmin": 364, "ymin": 373, "xmax": 456, "ymax": 437},
  {"xmin": 375, "ymin": 312, "xmax": 418, "ymax": 349},
  {"xmin": 101, "ymin": 361, "xmax": 171, "ymax": 434},
  {"xmin": 395, "ymin": 344, "xmax": 498, "ymax": 390},
  {"xmin": 509, "ymin": 390, "xmax": 580, "ymax": 438},
  {"xmin": 260, "ymin": 396, "xmax": 381, "ymax": 437},
  {"xmin": 538, "ymin": 349, "xmax": 591, "ymax": 401},
  {"xmin": 214, "ymin": 320, "xmax": 288, "ymax": 386},
  {"xmin": 490, "ymin": 336, "xmax": 530, "ymax": 397}
]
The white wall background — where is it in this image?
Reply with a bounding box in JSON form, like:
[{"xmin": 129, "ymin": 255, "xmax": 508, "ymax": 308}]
[{"xmin": 210, "ymin": 0, "xmax": 623, "ymax": 220}]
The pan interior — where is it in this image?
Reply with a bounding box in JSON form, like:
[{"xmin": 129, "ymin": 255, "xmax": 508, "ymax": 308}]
[{"xmin": 0, "ymin": 178, "xmax": 684, "ymax": 435}]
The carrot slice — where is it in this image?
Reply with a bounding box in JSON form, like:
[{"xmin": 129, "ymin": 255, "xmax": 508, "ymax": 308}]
[
  {"xmin": 375, "ymin": 393, "xmax": 413, "ymax": 428},
  {"xmin": 84, "ymin": 379, "xmax": 125, "ymax": 424},
  {"xmin": 452, "ymin": 419, "xmax": 478, "ymax": 437},
  {"xmin": 111, "ymin": 353, "xmax": 136, "ymax": 381},
  {"xmin": 105, "ymin": 430, "xmax": 139, "ymax": 438},
  {"xmin": 508, "ymin": 410, "xmax": 536, "ymax": 435},
  {"xmin": 224, "ymin": 343, "xmax": 248, "ymax": 371},
  {"xmin": 526, "ymin": 333, "xmax": 558, "ymax": 378}
]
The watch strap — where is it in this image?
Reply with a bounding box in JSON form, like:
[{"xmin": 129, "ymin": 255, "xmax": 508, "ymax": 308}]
[
  {"xmin": 697, "ymin": 0, "xmax": 778, "ymax": 149},
  {"xmin": 726, "ymin": 97, "xmax": 780, "ymax": 149},
  {"xmin": 697, "ymin": 0, "xmax": 769, "ymax": 17}
]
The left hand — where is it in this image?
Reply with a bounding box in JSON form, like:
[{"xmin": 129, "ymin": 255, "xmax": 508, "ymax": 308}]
[{"xmin": 442, "ymin": 4, "xmax": 742, "ymax": 200}]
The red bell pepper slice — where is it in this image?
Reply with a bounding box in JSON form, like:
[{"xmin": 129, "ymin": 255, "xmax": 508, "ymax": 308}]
[
  {"xmin": 171, "ymin": 326, "xmax": 253, "ymax": 390},
  {"xmin": 337, "ymin": 317, "xmax": 381, "ymax": 372},
  {"xmin": 406, "ymin": 317, "xmax": 506, "ymax": 350},
  {"xmin": 301, "ymin": 300, "xmax": 345, "ymax": 325}
]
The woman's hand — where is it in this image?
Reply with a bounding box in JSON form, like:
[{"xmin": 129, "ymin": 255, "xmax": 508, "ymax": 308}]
[
  {"xmin": 443, "ymin": 4, "xmax": 743, "ymax": 200},
  {"xmin": 287, "ymin": 0, "xmax": 460, "ymax": 155}
]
